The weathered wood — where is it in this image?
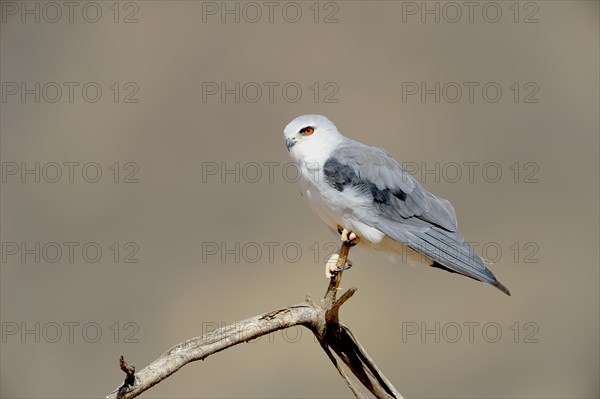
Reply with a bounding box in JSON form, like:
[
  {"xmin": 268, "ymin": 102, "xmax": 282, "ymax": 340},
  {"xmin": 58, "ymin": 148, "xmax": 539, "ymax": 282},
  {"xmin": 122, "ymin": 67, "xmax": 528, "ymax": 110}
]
[{"xmin": 107, "ymin": 241, "xmax": 403, "ymax": 399}]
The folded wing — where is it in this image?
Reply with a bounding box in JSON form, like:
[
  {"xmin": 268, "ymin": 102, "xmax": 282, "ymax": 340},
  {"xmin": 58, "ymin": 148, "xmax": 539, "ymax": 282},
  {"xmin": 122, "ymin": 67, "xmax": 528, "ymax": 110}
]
[{"xmin": 327, "ymin": 142, "xmax": 510, "ymax": 295}]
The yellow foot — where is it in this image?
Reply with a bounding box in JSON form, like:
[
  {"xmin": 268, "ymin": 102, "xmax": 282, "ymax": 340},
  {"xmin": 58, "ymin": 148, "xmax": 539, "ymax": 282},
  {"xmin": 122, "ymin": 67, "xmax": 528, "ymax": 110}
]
[
  {"xmin": 325, "ymin": 253, "xmax": 353, "ymax": 278},
  {"xmin": 337, "ymin": 225, "xmax": 360, "ymax": 247}
]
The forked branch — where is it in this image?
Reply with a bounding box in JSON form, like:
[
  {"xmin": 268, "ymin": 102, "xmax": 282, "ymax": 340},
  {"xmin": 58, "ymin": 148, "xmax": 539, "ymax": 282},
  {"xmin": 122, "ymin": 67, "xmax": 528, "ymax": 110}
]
[{"xmin": 107, "ymin": 241, "xmax": 402, "ymax": 399}]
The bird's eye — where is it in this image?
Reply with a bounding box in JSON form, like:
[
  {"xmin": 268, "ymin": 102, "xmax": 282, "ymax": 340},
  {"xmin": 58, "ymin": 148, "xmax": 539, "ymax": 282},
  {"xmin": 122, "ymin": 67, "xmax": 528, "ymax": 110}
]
[{"xmin": 300, "ymin": 126, "xmax": 314, "ymax": 135}]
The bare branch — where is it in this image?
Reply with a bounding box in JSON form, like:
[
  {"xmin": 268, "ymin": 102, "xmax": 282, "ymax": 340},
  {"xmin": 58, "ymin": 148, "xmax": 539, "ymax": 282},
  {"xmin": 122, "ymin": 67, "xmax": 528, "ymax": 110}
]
[
  {"xmin": 107, "ymin": 240, "xmax": 402, "ymax": 399},
  {"xmin": 107, "ymin": 303, "xmax": 320, "ymax": 399}
]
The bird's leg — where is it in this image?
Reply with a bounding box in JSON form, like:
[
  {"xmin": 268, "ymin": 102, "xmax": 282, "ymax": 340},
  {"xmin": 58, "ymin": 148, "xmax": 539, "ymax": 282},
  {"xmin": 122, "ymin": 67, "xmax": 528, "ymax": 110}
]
[{"xmin": 325, "ymin": 226, "xmax": 360, "ymax": 278}]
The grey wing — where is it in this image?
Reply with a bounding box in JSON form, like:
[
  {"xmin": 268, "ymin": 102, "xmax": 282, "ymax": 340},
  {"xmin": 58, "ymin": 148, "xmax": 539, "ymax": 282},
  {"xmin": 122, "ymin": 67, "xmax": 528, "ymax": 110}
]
[
  {"xmin": 330, "ymin": 142, "xmax": 510, "ymax": 295},
  {"xmin": 331, "ymin": 143, "xmax": 457, "ymax": 231}
]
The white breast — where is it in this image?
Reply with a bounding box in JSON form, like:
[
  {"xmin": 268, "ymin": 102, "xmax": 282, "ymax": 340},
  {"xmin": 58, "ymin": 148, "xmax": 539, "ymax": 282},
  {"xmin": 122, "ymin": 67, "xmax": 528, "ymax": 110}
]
[{"xmin": 296, "ymin": 160, "xmax": 386, "ymax": 244}]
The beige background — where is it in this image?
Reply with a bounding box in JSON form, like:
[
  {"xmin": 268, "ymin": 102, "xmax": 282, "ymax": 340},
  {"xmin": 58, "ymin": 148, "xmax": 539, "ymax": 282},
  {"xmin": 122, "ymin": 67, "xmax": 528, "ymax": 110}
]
[{"xmin": 1, "ymin": 1, "xmax": 598, "ymax": 398}]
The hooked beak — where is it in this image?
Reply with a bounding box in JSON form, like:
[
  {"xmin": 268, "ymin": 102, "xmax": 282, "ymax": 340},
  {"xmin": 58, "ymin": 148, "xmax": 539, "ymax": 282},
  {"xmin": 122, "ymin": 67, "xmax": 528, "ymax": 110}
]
[{"xmin": 286, "ymin": 137, "xmax": 297, "ymax": 151}]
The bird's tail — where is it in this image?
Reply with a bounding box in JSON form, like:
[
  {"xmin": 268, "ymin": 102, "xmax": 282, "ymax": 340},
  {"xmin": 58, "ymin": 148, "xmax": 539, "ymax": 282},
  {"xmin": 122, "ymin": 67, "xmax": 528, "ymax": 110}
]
[{"xmin": 380, "ymin": 223, "xmax": 511, "ymax": 295}]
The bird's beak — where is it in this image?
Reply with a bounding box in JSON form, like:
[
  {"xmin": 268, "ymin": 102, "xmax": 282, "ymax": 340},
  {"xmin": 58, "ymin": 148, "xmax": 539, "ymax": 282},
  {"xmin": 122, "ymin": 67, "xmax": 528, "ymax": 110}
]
[{"xmin": 286, "ymin": 137, "xmax": 296, "ymax": 151}]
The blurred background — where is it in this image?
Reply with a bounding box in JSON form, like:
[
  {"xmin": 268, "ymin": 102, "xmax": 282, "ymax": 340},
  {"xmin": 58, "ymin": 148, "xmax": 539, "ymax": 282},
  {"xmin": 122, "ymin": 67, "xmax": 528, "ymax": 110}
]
[{"xmin": 1, "ymin": 1, "xmax": 598, "ymax": 398}]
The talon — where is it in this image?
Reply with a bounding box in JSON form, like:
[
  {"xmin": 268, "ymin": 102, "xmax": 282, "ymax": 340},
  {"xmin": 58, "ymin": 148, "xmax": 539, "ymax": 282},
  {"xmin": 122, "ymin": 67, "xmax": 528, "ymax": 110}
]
[
  {"xmin": 337, "ymin": 259, "xmax": 353, "ymax": 270},
  {"xmin": 347, "ymin": 232, "xmax": 360, "ymax": 246},
  {"xmin": 326, "ymin": 253, "xmax": 340, "ymax": 278},
  {"xmin": 333, "ymin": 258, "xmax": 353, "ymax": 273},
  {"xmin": 325, "ymin": 254, "xmax": 354, "ymax": 278},
  {"xmin": 340, "ymin": 229, "xmax": 349, "ymax": 242},
  {"xmin": 340, "ymin": 228, "xmax": 360, "ymax": 247}
]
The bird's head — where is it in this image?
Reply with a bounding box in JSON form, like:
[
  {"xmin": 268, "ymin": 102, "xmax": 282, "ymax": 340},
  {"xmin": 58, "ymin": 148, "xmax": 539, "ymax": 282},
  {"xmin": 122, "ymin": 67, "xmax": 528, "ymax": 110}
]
[{"xmin": 283, "ymin": 115, "xmax": 343, "ymax": 160}]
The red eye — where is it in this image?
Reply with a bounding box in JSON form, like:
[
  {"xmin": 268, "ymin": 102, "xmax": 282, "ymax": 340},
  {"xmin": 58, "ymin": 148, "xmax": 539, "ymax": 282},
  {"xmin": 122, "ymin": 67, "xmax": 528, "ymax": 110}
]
[{"xmin": 301, "ymin": 127, "xmax": 314, "ymax": 135}]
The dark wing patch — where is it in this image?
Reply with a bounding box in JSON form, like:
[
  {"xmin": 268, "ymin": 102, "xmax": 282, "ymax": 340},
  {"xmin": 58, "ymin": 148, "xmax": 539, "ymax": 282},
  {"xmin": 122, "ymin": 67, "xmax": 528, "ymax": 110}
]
[
  {"xmin": 393, "ymin": 189, "xmax": 407, "ymax": 201},
  {"xmin": 324, "ymin": 157, "xmax": 406, "ymax": 207},
  {"xmin": 323, "ymin": 158, "xmax": 359, "ymax": 191}
]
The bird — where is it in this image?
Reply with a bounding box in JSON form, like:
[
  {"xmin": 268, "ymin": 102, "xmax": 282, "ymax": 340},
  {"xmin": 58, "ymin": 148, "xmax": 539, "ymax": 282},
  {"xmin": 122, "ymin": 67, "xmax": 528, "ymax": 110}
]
[{"xmin": 283, "ymin": 115, "xmax": 510, "ymax": 295}]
